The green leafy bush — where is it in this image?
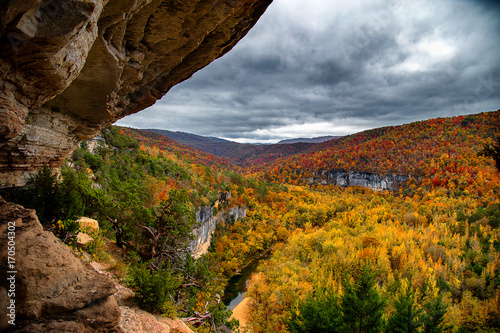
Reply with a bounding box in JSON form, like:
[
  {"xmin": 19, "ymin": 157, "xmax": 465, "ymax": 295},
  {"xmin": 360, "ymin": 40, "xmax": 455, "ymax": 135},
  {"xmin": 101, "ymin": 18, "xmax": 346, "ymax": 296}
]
[
  {"xmin": 128, "ymin": 264, "xmax": 182, "ymax": 314},
  {"xmin": 469, "ymin": 203, "xmax": 500, "ymax": 229},
  {"xmin": 54, "ymin": 219, "xmax": 80, "ymax": 246}
]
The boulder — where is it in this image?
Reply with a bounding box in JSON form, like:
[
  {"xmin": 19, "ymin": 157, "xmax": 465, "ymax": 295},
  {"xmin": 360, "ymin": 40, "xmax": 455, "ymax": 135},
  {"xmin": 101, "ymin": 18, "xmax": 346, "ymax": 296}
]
[
  {"xmin": 119, "ymin": 306, "xmax": 173, "ymax": 333},
  {"xmin": 119, "ymin": 306, "xmax": 195, "ymax": 333},
  {"xmin": 77, "ymin": 232, "xmax": 95, "ymax": 246},
  {"xmin": 0, "ymin": 198, "xmax": 121, "ymax": 332},
  {"xmin": 77, "ymin": 216, "xmax": 100, "ymax": 233}
]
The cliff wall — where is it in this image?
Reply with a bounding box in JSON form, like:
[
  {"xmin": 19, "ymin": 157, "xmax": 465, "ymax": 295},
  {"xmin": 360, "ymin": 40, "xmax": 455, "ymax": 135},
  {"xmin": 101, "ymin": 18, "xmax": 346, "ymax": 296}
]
[
  {"xmin": 0, "ymin": 0, "xmax": 272, "ymax": 187},
  {"xmin": 310, "ymin": 169, "xmax": 412, "ymax": 191},
  {"xmin": 190, "ymin": 204, "xmax": 247, "ymax": 259},
  {"xmin": 0, "ymin": 1, "xmax": 270, "ymax": 330}
]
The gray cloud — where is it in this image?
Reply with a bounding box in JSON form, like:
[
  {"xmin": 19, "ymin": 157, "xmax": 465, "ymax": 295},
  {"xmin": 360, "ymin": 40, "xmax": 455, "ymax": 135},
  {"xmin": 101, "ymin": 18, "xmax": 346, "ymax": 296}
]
[{"xmin": 117, "ymin": 0, "xmax": 500, "ymax": 143}]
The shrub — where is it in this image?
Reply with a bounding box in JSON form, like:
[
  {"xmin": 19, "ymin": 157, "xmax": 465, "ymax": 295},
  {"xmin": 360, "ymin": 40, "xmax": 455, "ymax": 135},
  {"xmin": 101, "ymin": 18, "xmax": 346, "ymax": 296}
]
[
  {"xmin": 54, "ymin": 219, "xmax": 80, "ymax": 246},
  {"xmin": 128, "ymin": 264, "xmax": 181, "ymax": 314}
]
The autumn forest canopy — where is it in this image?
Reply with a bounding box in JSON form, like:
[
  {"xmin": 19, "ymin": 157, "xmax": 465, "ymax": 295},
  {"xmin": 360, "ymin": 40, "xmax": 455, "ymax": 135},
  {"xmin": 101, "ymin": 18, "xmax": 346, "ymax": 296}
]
[{"xmin": 2, "ymin": 110, "xmax": 500, "ymax": 332}]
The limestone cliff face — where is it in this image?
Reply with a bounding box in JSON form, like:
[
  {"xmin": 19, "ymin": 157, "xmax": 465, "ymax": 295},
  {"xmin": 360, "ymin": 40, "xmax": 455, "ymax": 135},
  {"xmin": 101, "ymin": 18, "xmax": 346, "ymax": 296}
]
[
  {"xmin": 0, "ymin": 0, "xmax": 272, "ymax": 187},
  {"xmin": 310, "ymin": 169, "xmax": 412, "ymax": 191},
  {"xmin": 190, "ymin": 204, "xmax": 247, "ymax": 258}
]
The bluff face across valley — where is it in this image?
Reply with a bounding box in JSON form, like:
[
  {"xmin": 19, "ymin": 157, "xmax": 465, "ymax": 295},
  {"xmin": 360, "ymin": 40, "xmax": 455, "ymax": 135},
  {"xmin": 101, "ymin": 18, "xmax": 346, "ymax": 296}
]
[
  {"xmin": 190, "ymin": 203, "xmax": 247, "ymax": 259},
  {"xmin": 308, "ymin": 169, "xmax": 412, "ymax": 191}
]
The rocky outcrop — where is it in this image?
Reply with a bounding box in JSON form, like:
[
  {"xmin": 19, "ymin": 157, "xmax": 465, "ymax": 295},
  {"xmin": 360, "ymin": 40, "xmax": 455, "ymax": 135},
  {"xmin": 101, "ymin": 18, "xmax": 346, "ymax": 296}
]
[
  {"xmin": 76, "ymin": 232, "xmax": 95, "ymax": 246},
  {"xmin": 310, "ymin": 169, "xmax": 412, "ymax": 191},
  {"xmin": 0, "ymin": 0, "xmax": 273, "ymax": 187},
  {"xmin": 89, "ymin": 259, "xmax": 195, "ymax": 333},
  {"xmin": 85, "ymin": 133, "xmax": 107, "ymax": 155},
  {"xmin": 0, "ymin": 199, "xmax": 121, "ymax": 332},
  {"xmin": 120, "ymin": 306, "xmax": 195, "ymax": 333},
  {"xmin": 190, "ymin": 203, "xmax": 247, "ymax": 258}
]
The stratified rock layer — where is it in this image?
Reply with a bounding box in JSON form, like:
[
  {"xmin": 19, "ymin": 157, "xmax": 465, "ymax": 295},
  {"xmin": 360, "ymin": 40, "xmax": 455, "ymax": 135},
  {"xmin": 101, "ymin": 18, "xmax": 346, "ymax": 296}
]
[
  {"xmin": 309, "ymin": 169, "xmax": 412, "ymax": 191},
  {"xmin": 0, "ymin": 199, "xmax": 121, "ymax": 332},
  {"xmin": 190, "ymin": 204, "xmax": 247, "ymax": 258},
  {"xmin": 0, "ymin": 0, "xmax": 272, "ymax": 186}
]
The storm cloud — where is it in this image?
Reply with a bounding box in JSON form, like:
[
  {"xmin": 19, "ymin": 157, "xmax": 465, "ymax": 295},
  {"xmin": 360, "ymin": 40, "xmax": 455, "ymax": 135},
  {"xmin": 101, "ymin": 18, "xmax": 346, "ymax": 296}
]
[{"xmin": 117, "ymin": 0, "xmax": 500, "ymax": 143}]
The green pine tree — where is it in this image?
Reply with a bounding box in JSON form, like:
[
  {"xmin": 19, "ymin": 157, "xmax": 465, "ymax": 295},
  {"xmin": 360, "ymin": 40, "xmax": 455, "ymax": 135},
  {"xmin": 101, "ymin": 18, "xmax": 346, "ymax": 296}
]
[
  {"xmin": 341, "ymin": 265, "xmax": 386, "ymax": 333},
  {"xmin": 32, "ymin": 164, "xmax": 63, "ymax": 224},
  {"xmin": 138, "ymin": 189, "xmax": 196, "ymax": 262},
  {"xmin": 420, "ymin": 294, "xmax": 447, "ymax": 333},
  {"xmin": 386, "ymin": 279, "xmax": 422, "ymax": 333},
  {"xmin": 285, "ymin": 286, "xmax": 343, "ymax": 333}
]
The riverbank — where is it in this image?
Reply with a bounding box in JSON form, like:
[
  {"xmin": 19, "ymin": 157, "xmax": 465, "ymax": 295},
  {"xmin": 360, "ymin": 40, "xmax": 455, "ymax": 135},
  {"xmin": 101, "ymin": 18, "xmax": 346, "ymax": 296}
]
[
  {"xmin": 223, "ymin": 249, "xmax": 273, "ymax": 308},
  {"xmin": 224, "ymin": 249, "xmax": 274, "ymax": 332},
  {"xmin": 230, "ymin": 297, "xmax": 251, "ymax": 332}
]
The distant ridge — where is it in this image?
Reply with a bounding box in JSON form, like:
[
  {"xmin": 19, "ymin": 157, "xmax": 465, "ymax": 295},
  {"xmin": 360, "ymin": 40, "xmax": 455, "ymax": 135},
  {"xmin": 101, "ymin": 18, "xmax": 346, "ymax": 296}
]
[
  {"xmin": 145, "ymin": 129, "xmax": 245, "ymax": 157},
  {"xmin": 146, "ymin": 129, "xmax": 231, "ymax": 144},
  {"xmin": 143, "ymin": 128, "xmax": 320, "ymax": 166},
  {"xmin": 132, "ymin": 110, "xmax": 500, "ymax": 174},
  {"xmin": 278, "ymin": 136, "xmax": 340, "ymax": 144}
]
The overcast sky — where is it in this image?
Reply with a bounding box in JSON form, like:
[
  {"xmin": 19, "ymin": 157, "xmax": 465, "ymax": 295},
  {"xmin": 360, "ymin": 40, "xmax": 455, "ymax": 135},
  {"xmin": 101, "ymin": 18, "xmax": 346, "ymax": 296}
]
[{"xmin": 116, "ymin": 0, "xmax": 500, "ymax": 144}]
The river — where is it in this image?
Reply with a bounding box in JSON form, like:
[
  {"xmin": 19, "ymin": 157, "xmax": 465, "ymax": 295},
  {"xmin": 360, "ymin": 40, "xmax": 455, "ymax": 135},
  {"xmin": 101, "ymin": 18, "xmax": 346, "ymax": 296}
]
[{"xmin": 222, "ymin": 251, "xmax": 271, "ymax": 310}]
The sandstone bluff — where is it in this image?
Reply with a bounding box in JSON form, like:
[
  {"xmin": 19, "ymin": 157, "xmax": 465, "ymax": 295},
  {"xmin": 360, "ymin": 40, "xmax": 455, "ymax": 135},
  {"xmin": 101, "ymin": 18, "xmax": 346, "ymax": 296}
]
[
  {"xmin": 0, "ymin": 0, "xmax": 272, "ymax": 187},
  {"xmin": 0, "ymin": 0, "xmax": 272, "ymax": 331}
]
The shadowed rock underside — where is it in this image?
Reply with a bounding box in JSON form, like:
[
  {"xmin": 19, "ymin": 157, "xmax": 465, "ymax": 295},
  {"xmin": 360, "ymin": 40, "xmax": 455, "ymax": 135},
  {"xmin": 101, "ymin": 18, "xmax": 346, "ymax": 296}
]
[{"xmin": 0, "ymin": 0, "xmax": 272, "ymax": 186}]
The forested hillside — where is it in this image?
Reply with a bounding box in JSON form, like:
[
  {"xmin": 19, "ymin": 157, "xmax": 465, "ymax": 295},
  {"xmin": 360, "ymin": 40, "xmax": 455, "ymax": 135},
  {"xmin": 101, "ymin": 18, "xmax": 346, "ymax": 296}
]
[
  {"xmin": 261, "ymin": 111, "xmax": 500, "ymax": 182},
  {"xmin": 0, "ymin": 126, "xmax": 349, "ymax": 331},
  {"xmin": 244, "ymin": 111, "xmax": 500, "ymax": 332},
  {"xmin": 145, "ymin": 128, "xmax": 246, "ymax": 158},
  {"xmin": 140, "ymin": 128, "xmax": 322, "ymax": 167},
  {"xmin": 2, "ymin": 110, "xmax": 499, "ymax": 332}
]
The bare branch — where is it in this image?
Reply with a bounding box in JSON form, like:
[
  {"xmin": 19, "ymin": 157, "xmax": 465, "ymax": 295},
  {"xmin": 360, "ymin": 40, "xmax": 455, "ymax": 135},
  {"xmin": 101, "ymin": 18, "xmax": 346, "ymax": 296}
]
[
  {"xmin": 136, "ymin": 224, "xmax": 156, "ymax": 238},
  {"xmin": 179, "ymin": 283, "xmax": 202, "ymax": 289},
  {"xmin": 182, "ymin": 311, "xmax": 212, "ymax": 325}
]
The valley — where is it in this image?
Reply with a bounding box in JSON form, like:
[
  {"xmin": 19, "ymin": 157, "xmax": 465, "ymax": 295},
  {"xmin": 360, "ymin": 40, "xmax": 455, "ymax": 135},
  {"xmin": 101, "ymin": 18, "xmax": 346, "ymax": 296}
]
[
  {"xmin": 2, "ymin": 1, "xmax": 498, "ymax": 332},
  {"xmin": 137, "ymin": 128, "xmax": 329, "ymax": 168},
  {"xmin": 2, "ymin": 110, "xmax": 499, "ymax": 332}
]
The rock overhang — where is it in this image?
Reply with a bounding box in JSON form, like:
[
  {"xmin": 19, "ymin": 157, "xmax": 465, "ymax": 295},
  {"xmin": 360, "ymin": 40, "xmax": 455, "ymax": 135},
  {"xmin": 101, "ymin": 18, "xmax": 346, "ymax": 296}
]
[{"xmin": 0, "ymin": 0, "xmax": 273, "ymax": 187}]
